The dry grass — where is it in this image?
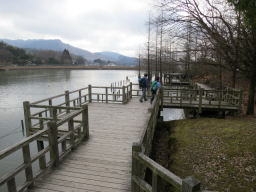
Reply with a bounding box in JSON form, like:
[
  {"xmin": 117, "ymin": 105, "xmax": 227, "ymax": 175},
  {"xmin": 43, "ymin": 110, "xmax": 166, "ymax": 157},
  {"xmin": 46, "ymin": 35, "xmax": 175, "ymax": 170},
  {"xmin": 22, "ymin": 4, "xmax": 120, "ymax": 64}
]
[{"xmin": 164, "ymin": 118, "xmax": 256, "ymax": 191}]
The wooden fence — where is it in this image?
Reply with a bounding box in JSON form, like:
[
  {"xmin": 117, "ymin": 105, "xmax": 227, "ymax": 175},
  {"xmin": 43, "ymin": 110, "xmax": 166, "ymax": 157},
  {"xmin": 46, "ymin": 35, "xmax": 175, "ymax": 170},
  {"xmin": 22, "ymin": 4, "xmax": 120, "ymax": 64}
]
[
  {"xmin": 0, "ymin": 105, "xmax": 89, "ymax": 192},
  {"xmin": 163, "ymin": 86, "xmax": 242, "ymax": 112},
  {"xmin": 24, "ymin": 83, "xmax": 133, "ymax": 136}
]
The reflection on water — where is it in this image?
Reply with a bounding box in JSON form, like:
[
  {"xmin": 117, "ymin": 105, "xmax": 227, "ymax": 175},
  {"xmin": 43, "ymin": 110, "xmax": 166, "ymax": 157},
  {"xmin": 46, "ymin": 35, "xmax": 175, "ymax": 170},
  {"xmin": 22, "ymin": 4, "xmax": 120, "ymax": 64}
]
[{"xmin": 161, "ymin": 108, "xmax": 185, "ymax": 121}]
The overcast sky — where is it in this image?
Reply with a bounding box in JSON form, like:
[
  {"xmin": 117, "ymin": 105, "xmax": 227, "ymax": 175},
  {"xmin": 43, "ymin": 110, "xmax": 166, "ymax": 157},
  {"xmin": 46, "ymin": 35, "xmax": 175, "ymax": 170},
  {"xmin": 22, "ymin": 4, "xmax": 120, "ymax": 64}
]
[{"xmin": 0, "ymin": 0, "xmax": 153, "ymax": 57}]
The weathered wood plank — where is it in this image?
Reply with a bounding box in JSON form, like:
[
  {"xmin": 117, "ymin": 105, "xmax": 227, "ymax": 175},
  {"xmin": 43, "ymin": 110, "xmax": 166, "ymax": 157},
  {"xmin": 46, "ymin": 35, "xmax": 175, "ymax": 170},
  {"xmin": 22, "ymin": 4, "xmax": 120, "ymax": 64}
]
[{"xmin": 30, "ymin": 99, "xmax": 150, "ymax": 192}]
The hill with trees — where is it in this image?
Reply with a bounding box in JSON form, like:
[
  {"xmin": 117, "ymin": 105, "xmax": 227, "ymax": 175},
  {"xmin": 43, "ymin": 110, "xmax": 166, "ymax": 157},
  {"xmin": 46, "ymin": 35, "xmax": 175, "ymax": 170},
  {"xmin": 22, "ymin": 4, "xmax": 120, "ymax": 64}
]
[
  {"xmin": 1, "ymin": 39, "xmax": 137, "ymax": 66},
  {"xmin": 0, "ymin": 41, "xmax": 88, "ymax": 65},
  {"xmin": 0, "ymin": 42, "xmax": 33, "ymax": 65}
]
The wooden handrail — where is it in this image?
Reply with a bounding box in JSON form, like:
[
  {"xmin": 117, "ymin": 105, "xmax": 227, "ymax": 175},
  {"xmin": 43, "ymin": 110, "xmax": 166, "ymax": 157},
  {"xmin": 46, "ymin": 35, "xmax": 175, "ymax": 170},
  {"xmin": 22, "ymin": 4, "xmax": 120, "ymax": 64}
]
[
  {"xmin": 0, "ymin": 104, "xmax": 89, "ymax": 192},
  {"xmin": 131, "ymin": 87, "xmax": 210, "ymax": 192}
]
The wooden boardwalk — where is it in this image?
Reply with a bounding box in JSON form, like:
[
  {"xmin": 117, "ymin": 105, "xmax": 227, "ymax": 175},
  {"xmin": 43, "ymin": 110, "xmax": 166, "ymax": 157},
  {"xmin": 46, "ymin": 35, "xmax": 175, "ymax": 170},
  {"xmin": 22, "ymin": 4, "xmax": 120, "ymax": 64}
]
[{"xmin": 29, "ymin": 99, "xmax": 151, "ymax": 192}]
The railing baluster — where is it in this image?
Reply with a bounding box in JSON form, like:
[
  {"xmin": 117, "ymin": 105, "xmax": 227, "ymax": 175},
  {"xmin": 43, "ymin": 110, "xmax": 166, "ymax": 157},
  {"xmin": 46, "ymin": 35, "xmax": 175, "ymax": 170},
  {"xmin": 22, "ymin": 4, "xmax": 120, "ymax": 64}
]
[
  {"xmin": 39, "ymin": 113, "xmax": 43, "ymax": 130},
  {"xmin": 49, "ymin": 99, "xmax": 53, "ymax": 117},
  {"xmin": 22, "ymin": 144, "xmax": 33, "ymax": 188},
  {"xmin": 48, "ymin": 121, "xmax": 59, "ymax": 167},
  {"xmin": 122, "ymin": 86, "xmax": 125, "ymax": 104},
  {"xmin": 130, "ymin": 82, "xmax": 132, "ymax": 99},
  {"xmin": 37, "ymin": 140, "xmax": 46, "ymax": 170},
  {"xmin": 152, "ymin": 172, "xmax": 158, "ymax": 192},
  {"xmin": 79, "ymin": 90, "xmax": 82, "ymax": 106},
  {"xmin": 7, "ymin": 177, "xmax": 17, "ymax": 192},
  {"xmin": 65, "ymin": 90, "xmax": 70, "ymax": 113},
  {"xmin": 68, "ymin": 118, "xmax": 75, "ymax": 149},
  {"xmin": 23, "ymin": 101, "xmax": 32, "ymax": 137},
  {"xmin": 88, "ymin": 85, "xmax": 92, "ymax": 103},
  {"xmin": 106, "ymin": 87, "xmax": 108, "ymax": 103},
  {"xmin": 62, "ymin": 140, "xmax": 67, "ymax": 153},
  {"xmin": 198, "ymin": 88, "xmax": 203, "ymax": 114}
]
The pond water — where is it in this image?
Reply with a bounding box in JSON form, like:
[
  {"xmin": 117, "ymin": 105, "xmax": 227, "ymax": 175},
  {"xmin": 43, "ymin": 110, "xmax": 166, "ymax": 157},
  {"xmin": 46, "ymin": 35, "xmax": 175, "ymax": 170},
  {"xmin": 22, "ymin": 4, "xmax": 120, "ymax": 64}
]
[
  {"xmin": 0, "ymin": 69, "xmax": 139, "ymax": 191},
  {"xmin": 0, "ymin": 69, "xmax": 139, "ymax": 149},
  {"xmin": 161, "ymin": 108, "xmax": 185, "ymax": 121}
]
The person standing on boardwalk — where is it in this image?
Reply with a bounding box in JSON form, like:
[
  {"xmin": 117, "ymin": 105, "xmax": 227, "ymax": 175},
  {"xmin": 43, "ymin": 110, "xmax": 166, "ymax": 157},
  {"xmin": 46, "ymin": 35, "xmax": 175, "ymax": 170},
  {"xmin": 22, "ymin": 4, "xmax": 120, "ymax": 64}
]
[
  {"xmin": 139, "ymin": 73, "xmax": 149, "ymax": 102},
  {"xmin": 150, "ymin": 76, "xmax": 161, "ymax": 104}
]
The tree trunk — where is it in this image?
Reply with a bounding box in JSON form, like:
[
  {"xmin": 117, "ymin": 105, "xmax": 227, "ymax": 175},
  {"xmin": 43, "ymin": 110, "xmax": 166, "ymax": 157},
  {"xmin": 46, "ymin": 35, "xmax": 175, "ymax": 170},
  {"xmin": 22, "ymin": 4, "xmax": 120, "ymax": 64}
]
[{"xmin": 246, "ymin": 74, "xmax": 256, "ymax": 115}]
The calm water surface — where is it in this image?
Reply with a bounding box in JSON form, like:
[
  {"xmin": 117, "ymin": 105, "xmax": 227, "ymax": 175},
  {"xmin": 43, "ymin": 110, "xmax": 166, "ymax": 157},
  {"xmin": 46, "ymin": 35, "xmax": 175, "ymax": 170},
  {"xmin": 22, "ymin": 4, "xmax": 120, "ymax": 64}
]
[{"xmin": 0, "ymin": 69, "xmax": 139, "ymax": 191}]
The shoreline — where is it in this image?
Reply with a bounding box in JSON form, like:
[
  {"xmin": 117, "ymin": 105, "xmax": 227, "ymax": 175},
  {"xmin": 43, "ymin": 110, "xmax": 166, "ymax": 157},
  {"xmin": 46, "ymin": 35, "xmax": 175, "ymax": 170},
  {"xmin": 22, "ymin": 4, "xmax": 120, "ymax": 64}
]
[{"xmin": 0, "ymin": 65, "xmax": 138, "ymax": 71}]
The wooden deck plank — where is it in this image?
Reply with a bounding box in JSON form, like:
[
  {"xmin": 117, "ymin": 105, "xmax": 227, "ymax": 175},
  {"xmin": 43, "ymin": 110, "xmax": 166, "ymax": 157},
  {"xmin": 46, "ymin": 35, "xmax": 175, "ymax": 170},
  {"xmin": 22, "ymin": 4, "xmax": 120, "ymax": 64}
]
[{"xmin": 30, "ymin": 99, "xmax": 150, "ymax": 192}]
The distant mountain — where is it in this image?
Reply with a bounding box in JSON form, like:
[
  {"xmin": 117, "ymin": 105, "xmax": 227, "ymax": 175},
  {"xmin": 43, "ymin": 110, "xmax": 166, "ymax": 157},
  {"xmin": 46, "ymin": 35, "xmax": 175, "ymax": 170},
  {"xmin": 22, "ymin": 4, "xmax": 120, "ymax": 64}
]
[
  {"xmin": 95, "ymin": 52, "xmax": 137, "ymax": 66},
  {"xmin": 1, "ymin": 39, "xmax": 137, "ymax": 65}
]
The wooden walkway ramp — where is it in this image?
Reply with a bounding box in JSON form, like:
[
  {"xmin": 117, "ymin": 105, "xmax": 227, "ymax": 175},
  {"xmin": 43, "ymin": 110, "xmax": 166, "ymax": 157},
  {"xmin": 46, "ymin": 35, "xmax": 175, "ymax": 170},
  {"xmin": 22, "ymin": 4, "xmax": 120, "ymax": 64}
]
[{"xmin": 30, "ymin": 99, "xmax": 151, "ymax": 192}]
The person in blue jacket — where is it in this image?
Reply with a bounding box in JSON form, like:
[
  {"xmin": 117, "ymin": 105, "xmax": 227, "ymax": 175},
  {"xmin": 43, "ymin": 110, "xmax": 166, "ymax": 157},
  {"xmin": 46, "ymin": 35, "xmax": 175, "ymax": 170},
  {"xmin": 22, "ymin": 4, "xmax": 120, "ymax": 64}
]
[
  {"xmin": 139, "ymin": 73, "xmax": 149, "ymax": 102},
  {"xmin": 150, "ymin": 76, "xmax": 161, "ymax": 104}
]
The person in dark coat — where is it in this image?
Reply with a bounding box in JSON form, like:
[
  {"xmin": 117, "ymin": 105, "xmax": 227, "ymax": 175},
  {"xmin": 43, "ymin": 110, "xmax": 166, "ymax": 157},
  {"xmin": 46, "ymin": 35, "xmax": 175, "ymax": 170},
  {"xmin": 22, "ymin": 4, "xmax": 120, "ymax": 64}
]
[{"xmin": 139, "ymin": 73, "xmax": 149, "ymax": 102}]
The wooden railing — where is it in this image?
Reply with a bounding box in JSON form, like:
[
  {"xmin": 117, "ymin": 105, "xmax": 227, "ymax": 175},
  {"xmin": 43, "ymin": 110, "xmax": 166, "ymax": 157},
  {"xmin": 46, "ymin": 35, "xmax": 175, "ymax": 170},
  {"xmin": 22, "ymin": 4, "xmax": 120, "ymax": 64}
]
[
  {"xmin": 24, "ymin": 83, "xmax": 133, "ymax": 136},
  {"xmin": 163, "ymin": 87, "xmax": 242, "ymax": 112},
  {"xmin": 0, "ymin": 105, "xmax": 89, "ymax": 192},
  {"xmin": 131, "ymin": 89, "xmax": 210, "ymax": 192}
]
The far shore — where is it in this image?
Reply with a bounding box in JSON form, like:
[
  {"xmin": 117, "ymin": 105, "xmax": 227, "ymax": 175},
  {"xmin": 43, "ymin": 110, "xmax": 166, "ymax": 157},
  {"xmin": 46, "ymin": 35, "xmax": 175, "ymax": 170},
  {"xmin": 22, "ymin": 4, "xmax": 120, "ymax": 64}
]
[{"xmin": 0, "ymin": 65, "xmax": 138, "ymax": 71}]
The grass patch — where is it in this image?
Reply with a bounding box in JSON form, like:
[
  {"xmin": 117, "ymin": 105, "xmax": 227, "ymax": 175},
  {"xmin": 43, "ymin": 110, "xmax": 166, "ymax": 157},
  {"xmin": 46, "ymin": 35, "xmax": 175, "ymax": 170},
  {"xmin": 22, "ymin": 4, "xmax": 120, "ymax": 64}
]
[{"xmin": 164, "ymin": 118, "xmax": 256, "ymax": 191}]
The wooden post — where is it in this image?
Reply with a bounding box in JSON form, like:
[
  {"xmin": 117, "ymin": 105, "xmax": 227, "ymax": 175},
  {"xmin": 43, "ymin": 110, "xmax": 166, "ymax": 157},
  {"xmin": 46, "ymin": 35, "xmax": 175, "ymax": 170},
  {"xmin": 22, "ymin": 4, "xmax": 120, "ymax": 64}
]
[
  {"xmin": 68, "ymin": 118, "xmax": 75, "ymax": 149},
  {"xmin": 152, "ymin": 172, "xmax": 158, "ymax": 192},
  {"xmin": 49, "ymin": 99, "xmax": 53, "ymax": 117},
  {"xmin": 198, "ymin": 88, "xmax": 203, "ymax": 114},
  {"xmin": 130, "ymin": 82, "xmax": 133, "ymax": 98},
  {"xmin": 37, "ymin": 140, "xmax": 46, "ymax": 170},
  {"xmin": 82, "ymin": 105, "xmax": 89, "ymax": 140},
  {"xmin": 180, "ymin": 90, "xmax": 183, "ymax": 106},
  {"xmin": 48, "ymin": 121, "xmax": 59, "ymax": 167},
  {"xmin": 7, "ymin": 177, "xmax": 17, "ymax": 192},
  {"xmin": 182, "ymin": 176, "xmax": 200, "ymax": 192},
  {"xmin": 39, "ymin": 113, "xmax": 44, "ymax": 130},
  {"xmin": 88, "ymin": 85, "xmax": 92, "ymax": 103},
  {"xmin": 218, "ymin": 91, "xmax": 221, "ymax": 108},
  {"xmin": 65, "ymin": 90, "xmax": 70, "ymax": 113},
  {"xmin": 62, "ymin": 140, "xmax": 67, "ymax": 153},
  {"xmin": 23, "ymin": 101, "xmax": 32, "ymax": 137},
  {"xmin": 126, "ymin": 86, "xmax": 129, "ymax": 102},
  {"xmin": 79, "ymin": 90, "xmax": 82, "ymax": 106},
  {"xmin": 239, "ymin": 90, "xmax": 243, "ymax": 113},
  {"xmin": 160, "ymin": 89, "xmax": 163, "ymax": 111},
  {"xmin": 132, "ymin": 143, "xmax": 142, "ymax": 192},
  {"xmin": 22, "ymin": 144, "xmax": 33, "ymax": 187},
  {"xmin": 51, "ymin": 108, "xmax": 57, "ymax": 122},
  {"xmin": 106, "ymin": 87, "xmax": 108, "ymax": 103},
  {"xmin": 122, "ymin": 86, "xmax": 125, "ymax": 104}
]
